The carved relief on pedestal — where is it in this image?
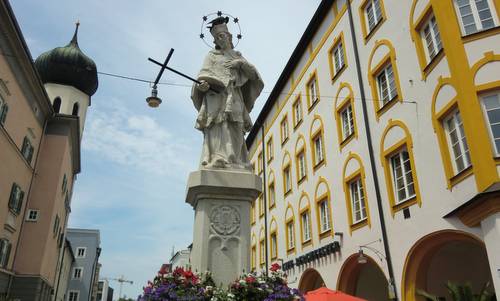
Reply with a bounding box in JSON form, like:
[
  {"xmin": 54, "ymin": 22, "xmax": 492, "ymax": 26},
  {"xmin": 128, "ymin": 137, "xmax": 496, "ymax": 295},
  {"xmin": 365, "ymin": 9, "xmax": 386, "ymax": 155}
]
[{"xmin": 210, "ymin": 205, "xmax": 241, "ymax": 236}]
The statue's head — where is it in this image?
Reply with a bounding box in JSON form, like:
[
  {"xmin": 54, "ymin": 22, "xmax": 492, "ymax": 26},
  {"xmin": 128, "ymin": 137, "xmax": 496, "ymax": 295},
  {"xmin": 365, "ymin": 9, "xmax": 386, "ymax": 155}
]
[{"xmin": 208, "ymin": 17, "xmax": 233, "ymax": 50}]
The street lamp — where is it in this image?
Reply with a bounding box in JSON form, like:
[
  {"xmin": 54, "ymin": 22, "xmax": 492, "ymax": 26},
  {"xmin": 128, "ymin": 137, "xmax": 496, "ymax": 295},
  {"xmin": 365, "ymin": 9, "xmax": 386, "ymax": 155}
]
[
  {"xmin": 146, "ymin": 85, "xmax": 161, "ymax": 108},
  {"xmin": 357, "ymin": 239, "xmax": 396, "ymax": 299}
]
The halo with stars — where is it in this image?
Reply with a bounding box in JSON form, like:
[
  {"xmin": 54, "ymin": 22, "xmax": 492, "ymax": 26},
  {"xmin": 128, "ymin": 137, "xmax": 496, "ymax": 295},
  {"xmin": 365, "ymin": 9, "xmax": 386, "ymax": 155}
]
[{"xmin": 199, "ymin": 11, "xmax": 242, "ymax": 49}]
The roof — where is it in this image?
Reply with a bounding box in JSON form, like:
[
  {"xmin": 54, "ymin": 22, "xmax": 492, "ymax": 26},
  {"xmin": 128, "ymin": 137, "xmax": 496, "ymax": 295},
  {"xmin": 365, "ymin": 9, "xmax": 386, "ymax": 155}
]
[{"xmin": 246, "ymin": 0, "xmax": 334, "ymax": 148}]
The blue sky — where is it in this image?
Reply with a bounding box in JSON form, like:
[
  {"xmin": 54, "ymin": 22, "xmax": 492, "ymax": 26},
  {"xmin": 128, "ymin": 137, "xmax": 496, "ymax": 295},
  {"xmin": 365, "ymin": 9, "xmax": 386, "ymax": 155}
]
[{"xmin": 11, "ymin": 0, "xmax": 321, "ymax": 298}]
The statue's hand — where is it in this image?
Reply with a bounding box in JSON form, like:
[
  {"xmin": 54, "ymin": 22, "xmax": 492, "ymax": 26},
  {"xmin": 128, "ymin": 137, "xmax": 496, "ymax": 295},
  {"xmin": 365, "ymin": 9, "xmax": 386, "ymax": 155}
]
[
  {"xmin": 197, "ymin": 80, "xmax": 210, "ymax": 92},
  {"xmin": 224, "ymin": 59, "xmax": 245, "ymax": 69}
]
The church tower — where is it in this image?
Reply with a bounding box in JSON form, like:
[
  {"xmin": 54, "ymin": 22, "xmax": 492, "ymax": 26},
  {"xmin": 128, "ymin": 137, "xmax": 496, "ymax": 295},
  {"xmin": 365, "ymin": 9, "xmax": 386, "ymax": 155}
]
[{"xmin": 34, "ymin": 22, "xmax": 98, "ymax": 137}]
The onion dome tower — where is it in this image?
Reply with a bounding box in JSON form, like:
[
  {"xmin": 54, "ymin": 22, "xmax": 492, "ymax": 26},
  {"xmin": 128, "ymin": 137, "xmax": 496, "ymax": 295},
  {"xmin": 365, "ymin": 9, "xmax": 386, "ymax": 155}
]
[{"xmin": 35, "ymin": 22, "xmax": 98, "ymax": 136}]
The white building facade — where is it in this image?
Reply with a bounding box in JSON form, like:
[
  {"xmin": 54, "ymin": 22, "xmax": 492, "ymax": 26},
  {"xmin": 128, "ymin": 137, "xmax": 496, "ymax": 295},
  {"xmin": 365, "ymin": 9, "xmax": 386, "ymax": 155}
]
[{"xmin": 247, "ymin": 0, "xmax": 500, "ymax": 300}]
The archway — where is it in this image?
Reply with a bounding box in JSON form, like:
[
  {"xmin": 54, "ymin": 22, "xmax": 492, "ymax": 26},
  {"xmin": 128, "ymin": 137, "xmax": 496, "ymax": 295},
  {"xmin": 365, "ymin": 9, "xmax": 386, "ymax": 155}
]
[
  {"xmin": 299, "ymin": 268, "xmax": 325, "ymax": 293},
  {"xmin": 337, "ymin": 254, "xmax": 390, "ymax": 301},
  {"xmin": 402, "ymin": 230, "xmax": 493, "ymax": 301}
]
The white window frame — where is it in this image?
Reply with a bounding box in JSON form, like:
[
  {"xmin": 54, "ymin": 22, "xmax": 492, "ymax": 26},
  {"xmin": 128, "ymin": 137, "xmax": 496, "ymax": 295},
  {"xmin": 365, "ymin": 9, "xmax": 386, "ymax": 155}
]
[
  {"xmin": 269, "ymin": 181, "xmax": 276, "ymax": 207},
  {"xmin": 481, "ymin": 91, "xmax": 500, "ymax": 156},
  {"xmin": 76, "ymin": 247, "xmax": 87, "ymax": 258},
  {"xmin": 319, "ymin": 199, "xmax": 331, "ymax": 233},
  {"xmin": 332, "ymin": 41, "xmax": 345, "ymax": 75},
  {"xmin": 72, "ymin": 267, "xmax": 83, "ymax": 280},
  {"xmin": 341, "ymin": 104, "xmax": 355, "ymax": 140},
  {"xmin": 286, "ymin": 221, "xmax": 295, "ymax": 250},
  {"xmin": 454, "ymin": 0, "xmax": 498, "ymax": 35},
  {"xmin": 297, "ymin": 151, "xmax": 307, "ymax": 180},
  {"xmin": 301, "ymin": 211, "xmax": 311, "ymax": 242},
  {"xmin": 350, "ymin": 178, "xmax": 367, "ymax": 223},
  {"xmin": 390, "ymin": 149, "xmax": 416, "ymax": 204},
  {"xmin": 443, "ymin": 109, "xmax": 471, "ymax": 174},
  {"xmin": 283, "ymin": 166, "xmax": 291, "ymax": 193},
  {"xmin": 293, "ymin": 99, "xmax": 303, "ymax": 126},
  {"xmin": 266, "ymin": 138, "xmax": 273, "ymax": 162},
  {"xmin": 421, "ymin": 14, "xmax": 443, "ymax": 61},
  {"xmin": 270, "ymin": 232, "xmax": 277, "ymax": 259},
  {"xmin": 365, "ymin": 0, "xmax": 383, "ymax": 32},
  {"xmin": 26, "ymin": 209, "xmax": 39, "ymax": 222},
  {"xmin": 308, "ymin": 78, "xmax": 319, "ymax": 106},
  {"xmin": 313, "ymin": 134, "xmax": 324, "ymax": 165},
  {"xmin": 259, "ymin": 240, "xmax": 265, "ymax": 264},
  {"xmin": 68, "ymin": 290, "xmax": 80, "ymax": 301},
  {"xmin": 281, "ymin": 118, "xmax": 289, "ymax": 143},
  {"xmin": 377, "ymin": 63, "xmax": 397, "ymax": 106}
]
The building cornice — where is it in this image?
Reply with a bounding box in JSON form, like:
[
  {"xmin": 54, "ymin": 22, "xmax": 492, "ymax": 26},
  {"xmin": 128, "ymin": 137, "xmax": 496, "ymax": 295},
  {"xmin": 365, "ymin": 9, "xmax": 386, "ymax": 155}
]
[{"xmin": 246, "ymin": 0, "xmax": 335, "ymax": 148}]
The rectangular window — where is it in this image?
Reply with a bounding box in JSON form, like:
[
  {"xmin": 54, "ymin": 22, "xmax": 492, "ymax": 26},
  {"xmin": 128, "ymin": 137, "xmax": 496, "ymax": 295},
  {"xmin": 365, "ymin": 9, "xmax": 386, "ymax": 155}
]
[
  {"xmin": 266, "ymin": 138, "xmax": 274, "ymax": 162},
  {"xmin": 62, "ymin": 174, "xmax": 68, "ymax": 194},
  {"xmin": 53, "ymin": 215, "xmax": 60, "ymax": 236},
  {"xmin": 301, "ymin": 211, "xmax": 311, "ymax": 242},
  {"xmin": 76, "ymin": 247, "xmax": 86, "ymax": 258},
  {"xmin": 444, "ymin": 110, "xmax": 471, "ymax": 173},
  {"xmin": 269, "ymin": 181, "xmax": 276, "ymax": 208},
  {"xmin": 313, "ymin": 134, "xmax": 324, "ymax": 166},
  {"xmin": 251, "ymin": 246, "xmax": 256, "ymax": 270},
  {"xmin": 257, "ymin": 151, "xmax": 263, "ymax": 174},
  {"xmin": 297, "ymin": 150, "xmax": 307, "ymax": 181},
  {"xmin": 481, "ymin": 92, "xmax": 500, "ymax": 155},
  {"xmin": 26, "ymin": 209, "xmax": 39, "ymax": 222},
  {"xmin": 259, "ymin": 240, "xmax": 265, "ymax": 265},
  {"xmin": 283, "ymin": 166, "xmax": 291, "ymax": 194},
  {"xmin": 68, "ymin": 291, "xmax": 79, "ymax": 301},
  {"xmin": 0, "ymin": 239, "xmax": 12, "ymax": 268},
  {"xmin": 350, "ymin": 178, "xmax": 367, "ymax": 223},
  {"xmin": 422, "ymin": 15, "xmax": 443, "ymax": 61},
  {"xmin": 270, "ymin": 232, "xmax": 277, "ymax": 259},
  {"xmin": 258, "ymin": 195, "xmax": 264, "ymax": 217},
  {"xmin": 286, "ymin": 221, "xmax": 295, "ymax": 250},
  {"xmin": 21, "ymin": 136, "xmax": 34, "ymax": 164},
  {"xmin": 390, "ymin": 149, "xmax": 416, "ymax": 203},
  {"xmin": 251, "ymin": 201, "xmax": 256, "ymax": 224},
  {"xmin": 319, "ymin": 199, "xmax": 331, "ymax": 233},
  {"xmin": 72, "ymin": 267, "xmax": 83, "ymax": 279},
  {"xmin": 0, "ymin": 100, "xmax": 8, "ymax": 126},
  {"xmin": 8, "ymin": 183, "xmax": 24, "ymax": 215},
  {"xmin": 293, "ymin": 97, "xmax": 303, "ymax": 127},
  {"xmin": 332, "ymin": 41, "xmax": 345, "ymax": 75},
  {"xmin": 308, "ymin": 77, "xmax": 319, "ymax": 107},
  {"xmin": 455, "ymin": 0, "xmax": 497, "ymax": 35},
  {"xmin": 365, "ymin": 0, "xmax": 383, "ymax": 31},
  {"xmin": 341, "ymin": 104, "xmax": 355, "ymax": 140},
  {"xmin": 377, "ymin": 63, "xmax": 397, "ymax": 106},
  {"xmin": 280, "ymin": 117, "xmax": 289, "ymax": 144}
]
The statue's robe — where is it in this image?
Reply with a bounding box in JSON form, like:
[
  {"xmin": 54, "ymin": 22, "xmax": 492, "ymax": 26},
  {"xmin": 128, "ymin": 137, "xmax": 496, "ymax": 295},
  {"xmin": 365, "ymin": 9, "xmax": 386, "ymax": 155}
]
[{"xmin": 191, "ymin": 49, "xmax": 264, "ymax": 169}]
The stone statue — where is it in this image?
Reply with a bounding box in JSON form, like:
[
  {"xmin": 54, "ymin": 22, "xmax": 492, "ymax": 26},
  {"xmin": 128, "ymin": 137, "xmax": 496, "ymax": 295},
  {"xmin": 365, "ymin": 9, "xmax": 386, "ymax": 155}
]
[{"xmin": 191, "ymin": 16, "xmax": 264, "ymax": 170}]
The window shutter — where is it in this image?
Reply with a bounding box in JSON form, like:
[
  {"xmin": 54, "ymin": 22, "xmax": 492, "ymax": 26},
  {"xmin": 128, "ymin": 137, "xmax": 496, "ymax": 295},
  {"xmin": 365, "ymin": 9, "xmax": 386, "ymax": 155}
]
[
  {"xmin": 8, "ymin": 184, "xmax": 17, "ymax": 211},
  {"xmin": 21, "ymin": 137, "xmax": 28, "ymax": 154},
  {"xmin": 4, "ymin": 243, "xmax": 11, "ymax": 268},
  {"xmin": 16, "ymin": 191, "xmax": 25, "ymax": 213},
  {"xmin": 27, "ymin": 145, "xmax": 34, "ymax": 164},
  {"xmin": 0, "ymin": 104, "xmax": 8, "ymax": 125},
  {"xmin": 0, "ymin": 240, "xmax": 5, "ymax": 267}
]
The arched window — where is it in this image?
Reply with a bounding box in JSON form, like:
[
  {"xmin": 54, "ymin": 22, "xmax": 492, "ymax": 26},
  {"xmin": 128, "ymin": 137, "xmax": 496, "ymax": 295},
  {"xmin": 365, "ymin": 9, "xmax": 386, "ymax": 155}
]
[
  {"xmin": 53, "ymin": 97, "xmax": 61, "ymax": 113},
  {"xmin": 72, "ymin": 102, "xmax": 79, "ymax": 116}
]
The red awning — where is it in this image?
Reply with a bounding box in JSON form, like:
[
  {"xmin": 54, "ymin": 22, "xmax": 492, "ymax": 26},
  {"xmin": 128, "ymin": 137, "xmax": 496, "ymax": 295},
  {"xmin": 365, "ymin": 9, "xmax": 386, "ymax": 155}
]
[{"xmin": 305, "ymin": 287, "xmax": 367, "ymax": 301}]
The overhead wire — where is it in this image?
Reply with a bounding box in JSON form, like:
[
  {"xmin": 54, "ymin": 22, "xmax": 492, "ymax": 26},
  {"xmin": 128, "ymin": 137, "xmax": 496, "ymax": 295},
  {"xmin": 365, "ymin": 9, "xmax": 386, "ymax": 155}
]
[{"xmin": 1, "ymin": 51, "xmax": 417, "ymax": 104}]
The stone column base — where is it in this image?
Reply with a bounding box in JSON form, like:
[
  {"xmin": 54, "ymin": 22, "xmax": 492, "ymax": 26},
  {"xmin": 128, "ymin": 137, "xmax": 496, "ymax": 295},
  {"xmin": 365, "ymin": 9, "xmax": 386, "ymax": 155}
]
[{"xmin": 186, "ymin": 169, "xmax": 261, "ymax": 286}]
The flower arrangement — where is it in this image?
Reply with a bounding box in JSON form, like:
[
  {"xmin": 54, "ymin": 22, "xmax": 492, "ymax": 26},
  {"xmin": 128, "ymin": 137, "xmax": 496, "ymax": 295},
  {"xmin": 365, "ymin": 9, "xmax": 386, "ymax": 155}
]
[{"xmin": 138, "ymin": 263, "xmax": 304, "ymax": 301}]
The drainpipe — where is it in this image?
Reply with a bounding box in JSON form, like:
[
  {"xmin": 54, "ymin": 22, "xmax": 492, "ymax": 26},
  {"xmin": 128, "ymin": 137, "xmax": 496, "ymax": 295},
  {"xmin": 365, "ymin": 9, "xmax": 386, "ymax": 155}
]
[
  {"xmin": 260, "ymin": 125, "xmax": 269, "ymax": 274},
  {"xmin": 346, "ymin": 1, "xmax": 398, "ymax": 300}
]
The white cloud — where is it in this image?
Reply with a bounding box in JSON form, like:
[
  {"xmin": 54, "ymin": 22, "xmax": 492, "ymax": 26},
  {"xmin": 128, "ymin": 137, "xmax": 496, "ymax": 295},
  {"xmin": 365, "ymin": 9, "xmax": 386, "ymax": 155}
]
[{"xmin": 82, "ymin": 100, "xmax": 197, "ymax": 176}]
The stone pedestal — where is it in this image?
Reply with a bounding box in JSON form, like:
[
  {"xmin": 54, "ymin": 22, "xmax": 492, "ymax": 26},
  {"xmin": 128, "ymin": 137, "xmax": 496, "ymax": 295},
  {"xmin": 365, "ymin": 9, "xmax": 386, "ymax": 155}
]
[{"xmin": 186, "ymin": 169, "xmax": 262, "ymax": 286}]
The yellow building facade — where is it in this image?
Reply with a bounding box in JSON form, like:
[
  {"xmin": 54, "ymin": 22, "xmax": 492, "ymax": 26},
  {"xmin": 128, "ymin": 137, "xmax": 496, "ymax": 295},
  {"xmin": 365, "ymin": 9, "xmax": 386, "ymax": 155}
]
[{"xmin": 247, "ymin": 0, "xmax": 500, "ymax": 300}]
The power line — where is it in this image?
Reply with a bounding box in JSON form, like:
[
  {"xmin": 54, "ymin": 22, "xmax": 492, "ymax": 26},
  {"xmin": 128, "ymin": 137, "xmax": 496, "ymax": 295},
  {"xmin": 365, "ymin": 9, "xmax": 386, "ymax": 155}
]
[{"xmin": 0, "ymin": 51, "xmax": 417, "ymax": 104}]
